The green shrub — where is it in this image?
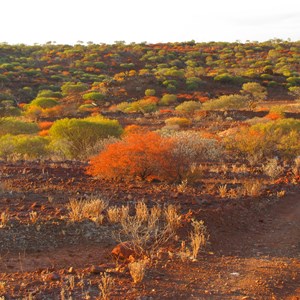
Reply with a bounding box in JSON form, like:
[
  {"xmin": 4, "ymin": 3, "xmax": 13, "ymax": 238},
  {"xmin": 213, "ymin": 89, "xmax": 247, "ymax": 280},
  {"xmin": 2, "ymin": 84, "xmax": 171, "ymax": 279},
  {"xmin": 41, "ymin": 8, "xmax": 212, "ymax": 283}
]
[
  {"xmin": 82, "ymin": 92, "xmax": 105, "ymax": 101},
  {"xmin": 49, "ymin": 116, "xmax": 123, "ymax": 159},
  {"xmin": 0, "ymin": 117, "xmax": 39, "ymax": 136},
  {"xmin": 29, "ymin": 97, "xmax": 59, "ymax": 109},
  {"xmin": 14, "ymin": 136, "xmax": 49, "ymax": 159},
  {"xmin": 37, "ymin": 90, "xmax": 62, "ymax": 98},
  {"xmin": 260, "ymin": 74, "xmax": 273, "ymax": 80},
  {"xmin": 144, "ymin": 89, "xmax": 156, "ymax": 96},
  {"xmin": 214, "ymin": 73, "xmax": 245, "ymax": 85},
  {"xmin": 241, "ymin": 82, "xmax": 267, "ymax": 101},
  {"xmin": 175, "ymin": 101, "xmax": 202, "ymax": 114},
  {"xmin": 286, "ymin": 77, "xmax": 300, "ymax": 86},
  {"xmin": 116, "ymin": 98, "xmax": 158, "ymax": 113},
  {"xmin": 78, "ymin": 104, "xmax": 95, "ymax": 111},
  {"xmin": 226, "ymin": 118, "xmax": 300, "ymax": 160},
  {"xmin": 288, "ymin": 86, "xmax": 300, "ymax": 99},
  {"xmin": 202, "ymin": 94, "xmax": 250, "ymax": 110},
  {"xmin": 0, "ymin": 134, "xmax": 49, "ymax": 160},
  {"xmin": 165, "ymin": 117, "xmax": 191, "ymax": 128},
  {"xmin": 61, "ymin": 82, "xmax": 89, "ymax": 95},
  {"xmin": 159, "ymin": 94, "xmax": 177, "ymax": 106}
]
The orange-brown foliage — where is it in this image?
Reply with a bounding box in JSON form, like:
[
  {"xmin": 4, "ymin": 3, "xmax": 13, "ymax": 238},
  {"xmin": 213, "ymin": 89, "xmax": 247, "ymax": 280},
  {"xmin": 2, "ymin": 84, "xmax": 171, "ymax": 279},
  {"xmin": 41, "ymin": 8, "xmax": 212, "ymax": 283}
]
[
  {"xmin": 38, "ymin": 129, "xmax": 49, "ymax": 137},
  {"xmin": 87, "ymin": 131, "xmax": 176, "ymax": 181},
  {"xmin": 265, "ymin": 112, "xmax": 283, "ymax": 120},
  {"xmin": 38, "ymin": 121, "xmax": 53, "ymax": 130}
]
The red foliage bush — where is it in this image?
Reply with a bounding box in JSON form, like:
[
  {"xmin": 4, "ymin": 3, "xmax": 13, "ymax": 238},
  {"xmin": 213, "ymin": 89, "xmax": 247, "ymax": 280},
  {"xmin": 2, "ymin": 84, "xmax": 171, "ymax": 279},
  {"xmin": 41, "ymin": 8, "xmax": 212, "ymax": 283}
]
[{"xmin": 86, "ymin": 131, "xmax": 176, "ymax": 181}]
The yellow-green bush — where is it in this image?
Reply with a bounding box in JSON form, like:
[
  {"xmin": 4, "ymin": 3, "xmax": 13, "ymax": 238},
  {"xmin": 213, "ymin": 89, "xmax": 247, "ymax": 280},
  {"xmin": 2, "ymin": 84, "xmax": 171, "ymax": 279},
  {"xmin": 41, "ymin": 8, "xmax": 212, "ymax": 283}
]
[
  {"xmin": 202, "ymin": 94, "xmax": 250, "ymax": 110},
  {"xmin": 165, "ymin": 117, "xmax": 191, "ymax": 128},
  {"xmin": 175, "ymin": 101, "xmax": 202, "ymax": 114},
  {"xmin": 225, "ymin": 118, "xmax": 300, "ymax": 160},
  {"xmin": 0, "ymin": 134, "xmax": 49, "ymax": 160},
  {"xmin": 49, "ymin": 116, "xmax": 123, "ymax": 159},
  {"xmin": 159, "ymin": 94, "xmax": 177, "ymax": 106},
  {"xmin": 0, "ymin": 117, "xmax": 39, "ymax": 136}
]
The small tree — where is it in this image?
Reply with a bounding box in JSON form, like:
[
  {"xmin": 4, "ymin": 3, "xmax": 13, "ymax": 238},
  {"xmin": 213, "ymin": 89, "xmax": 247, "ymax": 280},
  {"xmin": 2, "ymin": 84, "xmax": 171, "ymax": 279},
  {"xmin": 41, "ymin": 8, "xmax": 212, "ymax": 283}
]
[{"xmin": 241, "ymin": 82, "xmax": 267, "ymax": 109}]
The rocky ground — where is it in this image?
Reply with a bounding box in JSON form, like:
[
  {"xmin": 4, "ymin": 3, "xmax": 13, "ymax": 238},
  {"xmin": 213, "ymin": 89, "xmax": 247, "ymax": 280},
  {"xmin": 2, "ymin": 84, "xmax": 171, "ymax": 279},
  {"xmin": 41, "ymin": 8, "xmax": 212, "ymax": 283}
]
[{"xmin": 0, "ymin": 161, "xmax": 299, "ymax": 299}]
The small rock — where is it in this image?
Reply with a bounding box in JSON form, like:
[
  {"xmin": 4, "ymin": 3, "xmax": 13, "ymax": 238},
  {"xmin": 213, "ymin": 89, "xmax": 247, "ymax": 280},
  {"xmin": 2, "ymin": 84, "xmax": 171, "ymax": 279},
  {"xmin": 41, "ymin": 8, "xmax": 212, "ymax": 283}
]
[
  {"xmin": 111, "ymin": 241, "xmax": 136, "ymax": 260},
  {"xmin": 68, "ymin": 267, "xmax": 75, "ymax": 274}
]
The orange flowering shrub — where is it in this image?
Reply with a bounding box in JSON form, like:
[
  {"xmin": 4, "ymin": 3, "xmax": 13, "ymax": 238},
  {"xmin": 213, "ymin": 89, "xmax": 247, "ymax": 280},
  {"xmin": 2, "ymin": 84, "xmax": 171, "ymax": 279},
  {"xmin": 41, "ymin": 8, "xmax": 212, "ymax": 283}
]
[
  {"xmin": 38, "ymin": 129, "xmax": 49, "ymax": 136},
  {"xmin": 265, "ymin": 112, "xmax": 283, "ymax": 120},
  {"xmin": 87, "ymin": 131, "xmax": 176, "ymax": 181},
  {"xmin": 38, "ymin": 121, "xmax": 53, "ymax": 130}
]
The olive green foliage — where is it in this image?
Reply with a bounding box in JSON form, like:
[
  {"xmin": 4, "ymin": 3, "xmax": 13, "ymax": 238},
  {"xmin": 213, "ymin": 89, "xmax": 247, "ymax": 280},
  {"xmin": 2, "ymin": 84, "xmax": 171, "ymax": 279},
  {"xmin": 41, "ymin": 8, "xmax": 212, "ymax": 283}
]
[
  {"xmin": 49, "ymin": 116, "xmax": 123, "ymax": 159},
  {"xmin": 159, "ymin": 94, "xmax": 177, "ymax": 106},
  {"xmin": 61, "ymin": 82, "xmax": 89, "ymax": 96},
  {"xmin": 186, "ymin": 77, "xmax": 204, "ymax": 90},
  {"xmin": 0, "ymin": 100, "xmax": 21, "ymax": 117},
  {"xmin": 214, "ymin": 73, "xmax": 245, "ymax": 85},
  {"xmin": 288, "ymin": 86, "xmax": 300, "ymax": 99},
  {"xmin": 144, "ymin": 89, "xmax": 156, "ymax": 96},
  {"xmin": 0, "ymin": 134, "xmax": 49, "ymax": 160},
  {"xmin": 29, "ymin": 97, "xmax": 59, "ymax": 109},
  {"xmin": 0, "ymin": 117, "xmax": 39, "ymax": 135},
  {"xmin": 202, "ymin": 94, "xmax": 250, "ymax": 110},
  {"xmin": 175, "ymin": 101, "xmax": 202, "ymax": 114},
  {"xmin": 37, "ymin": 90, "xmax": 62, "ymax": 98},
  {"xmin": 241, "ymin": 82, "xmax": 267, "ymax": 101},
  {"xmin": 286, "ymin": 76, "xmax": 300, "ymax": 86},
  {"xmin": 78, "ymin": 104, "xmax": 95, "ymax": 111},
  {"xmin": 116, "ymin": 98, "xmax": 158, "ymax": 113},
  {"xmin": 165, "ymin": 117, "xmax": 191, "ymax": 128},
  {"xmin": 82, "ymin": 92, "xmax": 105, "ymax": 101}
]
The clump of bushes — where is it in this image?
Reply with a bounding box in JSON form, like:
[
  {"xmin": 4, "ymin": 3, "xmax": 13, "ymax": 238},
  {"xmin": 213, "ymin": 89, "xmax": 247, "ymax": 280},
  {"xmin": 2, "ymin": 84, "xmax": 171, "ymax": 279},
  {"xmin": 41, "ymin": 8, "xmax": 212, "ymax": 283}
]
[
  {"xmin": 164, "ymin": 117, "xmax": 191, "ymax": 128},
  {"xmin": 0, "ymin": 117, "xmax": 39, "ymax": 135},
  {"xmin": 0, "ymin": 134, "xmax": 49, "ymax": 161},
  {"xmin": 116, "ymin": 97, "xmax": 158, "ymax": 113},
  {"xmin": 159, "ymin": 94, "xmax": 177, "ymax": 106},
  {"xmin": 202, "ymin": 94, "xmax": 250, "ymax": 110},
  {"xmin": 49, "ymin": 116, "xmax": 123, "ymax": 159},
  {"xmin": 175, "ymin": 101, "xmax": 202, "ymax": 114},
  {"xmin": 225, "ymin": 118, "xmax": 300, "ymax": 160}
]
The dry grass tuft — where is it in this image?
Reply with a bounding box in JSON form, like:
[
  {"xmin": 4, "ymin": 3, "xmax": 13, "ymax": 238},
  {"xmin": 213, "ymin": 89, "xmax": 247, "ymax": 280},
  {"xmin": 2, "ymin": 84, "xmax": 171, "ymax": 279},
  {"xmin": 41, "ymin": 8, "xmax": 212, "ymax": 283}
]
[
  {"xmin": 128, "ymin": 259, "xmax": 148, "ymax": 284},
  {"xmin": 29, "ymin": 211, "xmax": 39, "ymax": 224},
  {"xmin": 0, "ymin": 211, "xmax": 9, "ymax": 228},
  {"xmin": 164, "ymin": 204, "xmax": 181, "ymax": 231},
  {"xmin": 67, "ymin": 196, "xmax": 108, "ymax": 223},
  {"xmin": 190, "ymin": 219, "xmax": 209, "ymax": 260},
  {"xmin": 98, "ymin": 272, "xmax": 114, "ymax": 300}
]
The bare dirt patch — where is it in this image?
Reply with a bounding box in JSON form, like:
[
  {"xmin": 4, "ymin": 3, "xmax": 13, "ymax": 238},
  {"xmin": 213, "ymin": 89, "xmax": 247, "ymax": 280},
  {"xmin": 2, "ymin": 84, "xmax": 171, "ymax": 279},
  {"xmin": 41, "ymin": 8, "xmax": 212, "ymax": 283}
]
[{"xmin": 0, "ymin": 161, "xmax": 299, "ymax": 299}]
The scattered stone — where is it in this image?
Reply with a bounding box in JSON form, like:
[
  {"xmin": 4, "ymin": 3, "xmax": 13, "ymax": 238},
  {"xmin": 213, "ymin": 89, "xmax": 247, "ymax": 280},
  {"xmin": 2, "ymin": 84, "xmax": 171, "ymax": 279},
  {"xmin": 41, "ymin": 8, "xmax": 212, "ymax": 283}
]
[{"xmin": 111, "ymin": 241, "xmax": 136, "ymax": 260}]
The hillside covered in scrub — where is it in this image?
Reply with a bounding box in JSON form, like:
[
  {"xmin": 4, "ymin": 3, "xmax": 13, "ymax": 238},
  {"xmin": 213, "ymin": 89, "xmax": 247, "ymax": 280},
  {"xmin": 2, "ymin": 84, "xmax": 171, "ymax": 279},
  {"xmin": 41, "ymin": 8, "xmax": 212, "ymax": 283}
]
[{"xmin": 0, "ymin": 40, "xmax": 300, "ymax": 299}]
